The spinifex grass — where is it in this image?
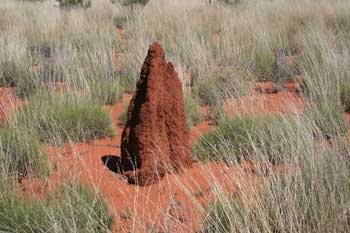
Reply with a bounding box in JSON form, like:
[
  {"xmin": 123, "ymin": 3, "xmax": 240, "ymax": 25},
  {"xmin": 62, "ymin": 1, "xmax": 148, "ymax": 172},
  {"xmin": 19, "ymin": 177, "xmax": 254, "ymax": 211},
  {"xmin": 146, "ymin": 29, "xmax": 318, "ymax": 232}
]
[{"xmin": 12, "ymin": 91, "xmax": 116, "ymax": 145}]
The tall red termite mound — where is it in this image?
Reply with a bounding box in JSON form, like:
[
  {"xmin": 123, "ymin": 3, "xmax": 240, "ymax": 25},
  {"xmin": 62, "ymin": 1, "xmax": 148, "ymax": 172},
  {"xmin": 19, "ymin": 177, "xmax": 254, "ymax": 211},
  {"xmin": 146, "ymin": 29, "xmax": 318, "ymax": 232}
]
[{"xmin": 121, "ymin": 42, "xmax": 193, "ymax": 186}]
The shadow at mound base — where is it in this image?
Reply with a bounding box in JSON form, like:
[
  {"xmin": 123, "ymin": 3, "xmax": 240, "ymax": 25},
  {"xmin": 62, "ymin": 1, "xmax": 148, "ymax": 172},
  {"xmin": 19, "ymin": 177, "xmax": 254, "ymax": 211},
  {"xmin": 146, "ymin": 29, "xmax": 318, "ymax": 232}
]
[{"xmin": 101, "ymin": 155, "xmax": 121, "ymax": 174}]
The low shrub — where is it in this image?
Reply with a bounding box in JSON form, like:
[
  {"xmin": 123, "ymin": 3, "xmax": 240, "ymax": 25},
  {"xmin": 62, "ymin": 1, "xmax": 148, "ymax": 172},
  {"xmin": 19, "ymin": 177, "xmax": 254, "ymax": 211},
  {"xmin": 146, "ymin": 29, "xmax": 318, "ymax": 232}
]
[
  {"xmin": 0, "ymin": 183, "xmax": 113, "ymax": 233},
  {"xmin": 184, "ymin": 94, "xmax": 203, "ymax": 129},
  {"xmin": 193, "ymin": 115, "xmax": 307, "ymax": 163},
  {"xmin": 304, "ymin": 102, "xmax": 346, "ymax": 138},
  {"xmin": 14, "ymin": 91, "xmax": 116, "ymax": 144}
]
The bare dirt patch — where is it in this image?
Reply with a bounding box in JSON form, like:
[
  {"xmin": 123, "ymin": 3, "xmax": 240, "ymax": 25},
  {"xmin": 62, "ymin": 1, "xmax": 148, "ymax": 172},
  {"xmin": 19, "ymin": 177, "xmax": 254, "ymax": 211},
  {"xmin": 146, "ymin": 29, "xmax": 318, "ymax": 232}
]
[
  {"xmin": 226, "ymin": 81, "xmax": 307, "ymax": 117},
  {"xmin": 0, "ymin": 87, "xmax": 25, "ymax": 122}
]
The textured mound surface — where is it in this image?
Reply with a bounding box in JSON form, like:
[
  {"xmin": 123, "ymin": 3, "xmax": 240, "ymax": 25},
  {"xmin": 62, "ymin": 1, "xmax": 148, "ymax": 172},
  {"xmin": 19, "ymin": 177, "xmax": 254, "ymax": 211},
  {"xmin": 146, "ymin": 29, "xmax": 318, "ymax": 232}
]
[{"xmin": 121, "ymin": 42, "xmax": 193, "ymax": 185}]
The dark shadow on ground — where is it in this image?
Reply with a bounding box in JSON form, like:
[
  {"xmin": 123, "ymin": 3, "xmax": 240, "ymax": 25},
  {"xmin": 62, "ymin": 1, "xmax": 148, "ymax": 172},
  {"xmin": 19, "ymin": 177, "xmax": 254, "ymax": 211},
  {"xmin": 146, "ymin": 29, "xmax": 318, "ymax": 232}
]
[{"xmin": 101, "ymin": 155, "xmax": 122, "ymax": 174}]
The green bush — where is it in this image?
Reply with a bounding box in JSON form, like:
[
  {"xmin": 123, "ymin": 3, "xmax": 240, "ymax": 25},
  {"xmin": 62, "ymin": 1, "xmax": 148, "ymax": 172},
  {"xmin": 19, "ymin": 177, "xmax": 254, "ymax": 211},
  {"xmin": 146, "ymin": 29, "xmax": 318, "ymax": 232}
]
[
  {"xmin": 0, "ymin": 183, "xmax": 113, "ymax": 233},
  {"xmin": 14, "ymin": 91, "xmax": 116, "ymax": 144},
  {"xmin": 304, "ymin": 102, "xmax": 346, "ymax": 138},
  {"xmin": 0, "ymin": 128, "xmax": 49, "ymax": 177},
  {"xmin": 193, "ymin": 115, "xmax": 307, "ymax": 163},
  {"xmin": 184, "ymin": 95, "xmax": 203, "ymax": 129}
]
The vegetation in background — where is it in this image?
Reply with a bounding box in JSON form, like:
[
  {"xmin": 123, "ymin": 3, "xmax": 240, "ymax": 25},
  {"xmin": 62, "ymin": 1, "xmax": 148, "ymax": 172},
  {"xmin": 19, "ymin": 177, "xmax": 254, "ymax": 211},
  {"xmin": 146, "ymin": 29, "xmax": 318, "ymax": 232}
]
[
  {"xmin": 57, "ymin": 0, "xmax": 92, "ymax": 9},
  {"xmin": 111, "ymin": 0, "xmax": 149, "ymax": 8}
]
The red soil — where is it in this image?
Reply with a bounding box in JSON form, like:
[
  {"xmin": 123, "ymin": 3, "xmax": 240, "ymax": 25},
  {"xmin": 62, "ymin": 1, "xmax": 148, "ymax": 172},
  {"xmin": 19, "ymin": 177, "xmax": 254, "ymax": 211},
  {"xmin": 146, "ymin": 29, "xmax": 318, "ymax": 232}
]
[
  {"xmin": 189, "ymin": 106, "xmax": 214, "ymax": 145},
  {"xmin": 0, "ymin": 87, "xmax": 24, "ymax": 122},
  {"xmin": 226, "ymin": 81, "xmax": 307, "ymax": 117},
  {"xmin": 116, "ymin": 28, "xmax": 127, "ymax": 45},
  {"xmin": 121, "ymin": 43, "xmax": 193, "ymax": 186}
]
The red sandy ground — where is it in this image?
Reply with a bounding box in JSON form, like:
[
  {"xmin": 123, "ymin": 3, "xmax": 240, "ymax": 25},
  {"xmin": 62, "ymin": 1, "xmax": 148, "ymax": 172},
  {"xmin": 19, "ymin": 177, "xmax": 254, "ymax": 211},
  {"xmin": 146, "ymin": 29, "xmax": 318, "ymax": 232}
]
[
  {"xmin": 226, "ymin": 82, "xmax": 307, "ymax": 117},
  {"xmin": 18, "ymin": 83, "xmax": 304, "ymax": 232},
  {"xmin": 0, "ymin": 87, "xmax": 25, "ymax": 122}
]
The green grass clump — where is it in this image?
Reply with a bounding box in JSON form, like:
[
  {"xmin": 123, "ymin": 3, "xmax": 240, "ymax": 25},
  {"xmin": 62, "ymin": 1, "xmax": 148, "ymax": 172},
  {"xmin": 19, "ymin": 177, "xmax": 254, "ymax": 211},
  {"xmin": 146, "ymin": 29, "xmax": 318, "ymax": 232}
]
[
  {"xmin": 0, "ymin": 128, "xmax": 49, "ymax": 178},
  {"xmin": 202, "ymin": 148, "xmax": 350, "ymax": 233},
  {"xmin": 0, "ymin": 60, "xmax": 39, "ymax": 97},
  {"xmin": 113, "ymin": 15, "xmax": 128, "ymax": 29},
  {"xmin": 340, "ymin": 82, "xmax": 350, "ymax": 112},
  {"xmin": 304, "ymin": 102, "xmax": 346, "ymax": 138},
  {"xmin": 0, "ymin": 183, "xmax": 113, "ymax": 233},
  {"xmin": 118, "ymin": 104, "xmax": 129, "ymax": 125},
  {"xmin": 184, "ymin": 94, "xmax": 203, "ymax": 129},
  {"xmin": 255, "ymin": 50, "xmax": 274, "ymax": 81},
  {"xmin": 88, "ymin": 79, "xmax": 124, "ymax": 105},
  {"xmin": 194, "ymin": 67, "xmax": 253, "ymax": 106},
  {"xmin": 14, "ymin": 91, "xmax": 116, "ymax": 144},
  {"xmin": 194, "ymin": 115, "xmax": 306, "ymax": 163}
]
